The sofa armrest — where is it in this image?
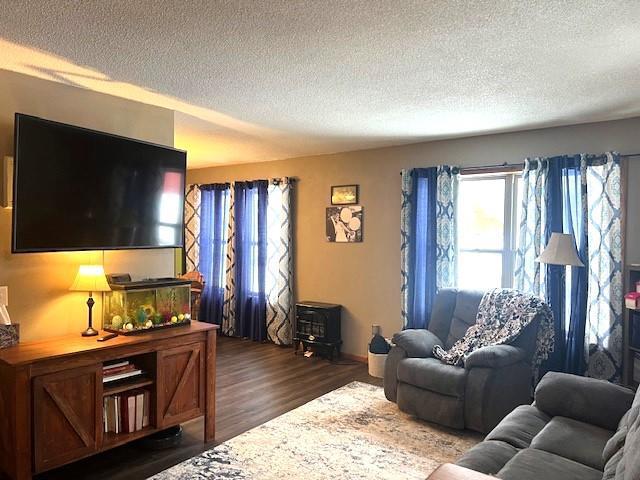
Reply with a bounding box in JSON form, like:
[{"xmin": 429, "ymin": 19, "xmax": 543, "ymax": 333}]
[
  {"xmin": 392, "ymin": 329, "xmax": 443, "ymax": 358},
  {"xmin": 464, "ymin": 345, "xmax": 526, "ymax": 370},
  {"xmin": 427, "ymin": 464, "xmax": 496, "ymax": 480},
  {"xmin": 535, "ymin": 372, "xmax": 635, "ymax": 430}
]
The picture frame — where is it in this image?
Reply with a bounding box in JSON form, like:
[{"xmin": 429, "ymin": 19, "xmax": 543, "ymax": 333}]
[
  {"xmin": 326, "ymin": 206, "xmax": 363, "ymax": 243},
  {"xmin": 331, "ymin": 184, "xmax": 358, "ymax": 205}
]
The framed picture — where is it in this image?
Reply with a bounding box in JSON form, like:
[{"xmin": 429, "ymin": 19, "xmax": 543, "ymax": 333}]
[
  {"xmin": 326, "ymin": 206, "xmax": 363, "ymax": 243},
  {"xmin": 331, "ymin": 184, "xmax": 358, "ymax": 205}
]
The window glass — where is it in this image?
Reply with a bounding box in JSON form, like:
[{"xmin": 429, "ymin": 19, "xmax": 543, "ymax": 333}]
[
  {"xmin": 457, "ymin": 251, "xmax": 503, "ymax": 289},
  {"xmin": 456, "ymin": 173, "xmax": 521, "ymax": 290},
  {"xmin": 458, "ymin": 178, "xmax": 505, "ymax": 250}
]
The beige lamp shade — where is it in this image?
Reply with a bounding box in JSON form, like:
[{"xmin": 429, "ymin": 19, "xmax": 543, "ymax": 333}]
[
  {"xmin": 69, "ymin": 265, "xmax": 111, "ymax": 293},
  {"xmin": 536, "ymin": 232, "xmax": 584, "ymax": 267}
]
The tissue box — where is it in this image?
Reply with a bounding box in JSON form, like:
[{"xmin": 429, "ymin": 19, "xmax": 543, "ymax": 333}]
[
  {"xmin": 0, "ymin": 324, "xmax": 19, "ymax": 349},
  {"xmin": 625, "ymin": 292, "xmax": 640, "ymax": 309}
]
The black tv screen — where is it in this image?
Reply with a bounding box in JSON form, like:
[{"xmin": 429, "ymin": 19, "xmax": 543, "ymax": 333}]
[{"xmin": 12, "ymin": 114, "xmax": 186, "ymax": 253}]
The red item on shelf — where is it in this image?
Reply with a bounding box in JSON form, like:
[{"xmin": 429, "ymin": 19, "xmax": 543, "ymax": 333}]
[{"xmin": 625, "ymin": 292, "xmax": 640, "ymax": 309}]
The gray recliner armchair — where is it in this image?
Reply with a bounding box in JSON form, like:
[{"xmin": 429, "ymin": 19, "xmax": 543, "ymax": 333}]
[{"xmin": 384, "ymin": 288, "xmax": 542, "ymax": 433}]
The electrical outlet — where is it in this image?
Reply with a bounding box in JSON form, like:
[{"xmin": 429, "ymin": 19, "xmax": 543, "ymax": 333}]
[{"xmin": 0, "ymin": 286, "xmax": 8, "ymax": 306}]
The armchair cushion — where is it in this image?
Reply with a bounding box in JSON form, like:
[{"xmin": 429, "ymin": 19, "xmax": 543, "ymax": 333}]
[
  {"xmin": 464, "ymin": 345, "xmax": 527, "ymax": 370},
  {"xmin": 535, "ymin": 372, "xmax": 635, "ymax": 431},
  {"xmin": 392, "ymin": 329, "xmax": 443, "ymax": 358},
  {"xmin": 397, "ymin": 357, "xmax": 467, "ymax": 397}
]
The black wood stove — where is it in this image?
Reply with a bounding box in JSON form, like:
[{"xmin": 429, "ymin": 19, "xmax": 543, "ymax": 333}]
[{"xmin": 294, "ymin": 301, "xmax": 342, "ymax": 360}]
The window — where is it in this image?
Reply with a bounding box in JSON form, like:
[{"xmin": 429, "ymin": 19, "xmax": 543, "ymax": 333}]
[
  {"xmin": 214, "ymin": 190, "xmax": 230, "ymax": 290},
  {"xmin": 249, "ymin": 189, "xmax": 261, "ymax": 294},
  {"xmin": 457, "ymin": 173, "xmax": 522, "ymax": 290}
]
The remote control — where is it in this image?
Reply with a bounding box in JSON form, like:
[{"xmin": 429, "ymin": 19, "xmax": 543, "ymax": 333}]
[{"xmin": 97, "ymin": 333, "xmax": 118, "ymax": 342}]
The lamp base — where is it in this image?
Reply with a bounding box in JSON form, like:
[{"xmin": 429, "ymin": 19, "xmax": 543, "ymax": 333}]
[{"xmin": 81, "ymin": 327, "xmax": 99, "ymax": 337}]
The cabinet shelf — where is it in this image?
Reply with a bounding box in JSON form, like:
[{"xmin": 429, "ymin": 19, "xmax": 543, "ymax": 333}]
[
  {"xmin": 102, "ymin": 377, "xmax": 154, "ymax": 396},
  {"xmin": 102, "ymin": 426, "xmax": 155, "ymax": 450}
]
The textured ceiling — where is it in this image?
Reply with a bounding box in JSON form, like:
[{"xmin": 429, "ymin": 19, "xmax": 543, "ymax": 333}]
[{"xmin": 1, "ymin": 1, "xmax": 640, "ymax": 168}]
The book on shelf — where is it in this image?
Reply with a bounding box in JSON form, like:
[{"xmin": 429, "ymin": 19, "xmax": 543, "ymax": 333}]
[
  {"xmin": 123, "ymin": 395, "xmax": 135, "ymax": 433},
  {"xmin": 103, "ymin": 360, "xmax": 145, "ymax": 384},
  {"xmin": 103, "ymin": 389, "xmax": 151, "ymax": 434},
  {"xmin": 634, "ymin": 353, "xmax": 640, "ymax": 384},
  {"xmin": 103, "ymin": 360, "xmax": 129, "ymax": 371},
  {"xmin": 103, "ymin": 364, "xmax": 136, "ymax": 376},
  {"xmin": 135, "ymin": 391, "xmax": 144, "ymax": 431},
  {"xmin": 103, "ymin": 368, "xmax": 143, "ymax": 383}
]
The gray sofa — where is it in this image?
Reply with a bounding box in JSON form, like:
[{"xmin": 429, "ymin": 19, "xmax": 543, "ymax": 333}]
[
  {"xmin": 384, "ymin": 288, "xmax": 542, "ymax": 433},
  {"xmin": 452, "ymin": 372, "xmax": 640, "ymax": 480}
]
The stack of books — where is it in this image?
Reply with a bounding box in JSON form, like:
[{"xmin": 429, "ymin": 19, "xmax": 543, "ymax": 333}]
[
  {"xmin": 103, "ymin": 360, "xmax": 143, "ymax": 383},
  {"xmin": 103, "ymin": 389, "xmax": 151, "ymax": 434}
]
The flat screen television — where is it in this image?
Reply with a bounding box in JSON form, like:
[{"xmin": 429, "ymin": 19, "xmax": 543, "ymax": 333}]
[{"xmin": 12, "ymin": 114, "xmax": 187, "ymax": 253}]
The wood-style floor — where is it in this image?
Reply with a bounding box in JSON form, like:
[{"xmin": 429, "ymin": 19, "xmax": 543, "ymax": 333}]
[{"xmin": 37, "ymin": 336, "xmax": 379, "ymax": 480}]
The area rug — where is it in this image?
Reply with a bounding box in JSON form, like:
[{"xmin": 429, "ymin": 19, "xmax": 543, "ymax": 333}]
[{"xmin": 151, "ymin": 381, "xmax": 481, "ymax": 480}]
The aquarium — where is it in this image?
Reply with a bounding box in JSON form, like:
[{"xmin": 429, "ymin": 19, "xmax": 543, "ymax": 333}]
[{"xmin": 103, "ymin": 280, "xmax": 191, "ymax": 335}]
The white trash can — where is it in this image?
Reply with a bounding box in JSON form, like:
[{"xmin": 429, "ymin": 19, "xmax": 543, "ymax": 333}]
[{"xmin": 368, "ymin": 351, "xmax": 387, "ymax": 378}]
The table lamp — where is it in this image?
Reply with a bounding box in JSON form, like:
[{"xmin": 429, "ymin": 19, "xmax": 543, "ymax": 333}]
[
  {"xmin": 536, "ymin": 232, "xmax": 584, "ymax": 268},
  {"xmin": 536, "ymin": 232, "xmax": 584, "ymax": 329},
  {"xmin": 70, "ymin": 265, "xmax": 111, "ymax": 337}
]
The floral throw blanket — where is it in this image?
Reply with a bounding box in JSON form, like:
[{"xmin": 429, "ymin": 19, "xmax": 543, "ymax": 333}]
[{"xmin": 433, "ymin": 288, "xmax": 554, "ymax": 380}]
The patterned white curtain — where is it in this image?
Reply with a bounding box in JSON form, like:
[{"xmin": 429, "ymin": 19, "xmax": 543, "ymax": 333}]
[
  {"xmin": 221, "ymin": 185, "xmax": 237, "ymax": 336},
  {"xmin": 585, "ymin": 153, "xmax": 623, "ymax": 380},
  {"xmin": 400, "ymin": 166, "xmax": 458, "ymax": 329},
  {"xmin": 400, "ymin": 170, "xmax": 413, "ymax": 327},
  {"xmin": 514, "ymin": 158, "xmax": 548, "ymax": 297},
  {"xmin": 436, "ymin": 166, "xmax": 458, "ymax": 288},
  {"xmin": 266, "ymin": 178, "xmax": 294, "ymax": 345},
  {"xmin": 514, "ymin": 153, "xmax": 623, "ymax": 381},
  {"xmin": 184, "ymin": 184, "xmax": 202, "ymax": 272}
]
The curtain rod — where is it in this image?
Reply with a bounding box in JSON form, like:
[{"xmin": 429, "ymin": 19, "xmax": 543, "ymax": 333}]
[{"xmin": 457, "ymin": 153, "xmax": 640, "ymax": 176}]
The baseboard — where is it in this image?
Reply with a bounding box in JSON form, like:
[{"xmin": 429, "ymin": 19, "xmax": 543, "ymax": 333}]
[{"xmin": 341, "ymin": 352, "xmax": 367, "ymax": 363}]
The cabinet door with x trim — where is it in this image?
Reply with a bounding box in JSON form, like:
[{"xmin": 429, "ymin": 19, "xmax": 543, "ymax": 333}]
[
  {"xmin": 33, "ymin": 364, "xmax": 102, "ymax": 473},
  {"xmin": 156, "ymin": 342, "xmax": 205, "ymax": 428}
]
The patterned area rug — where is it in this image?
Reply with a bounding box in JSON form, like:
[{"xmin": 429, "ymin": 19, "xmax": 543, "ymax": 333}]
[{"xmin": 151, "ymin": 382, "xmax": 481, "ymax": 479}]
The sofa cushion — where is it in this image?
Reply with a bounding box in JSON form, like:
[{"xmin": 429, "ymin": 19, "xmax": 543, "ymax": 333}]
[
  {"xmin": 603, "ymin": 410, "xmax": 631, "ymax": 465},
  {"xmin": 445, "ymin": 290, "xmax": 483, "ymax": 348},
  {"xmin": 485, "ymin": 405, "xmax": 551, "ymax": 449},
  {"xmin": 455, "ymin": 440, "xmax": 519, "ymax": 475},
  {"xmin": 397, "ymin": 357, "xmax": 467, "ymax": 397},
  {"xmin": 535, "ymin": 372, "xmax": 635, "ymax": 431},
  {"xmin": 496, "ymin": 448, "xmax": 602, "ymax": 480},
  {"xmin": 529, "ymin": 416, "xmax": 613, "ymax": 470}
]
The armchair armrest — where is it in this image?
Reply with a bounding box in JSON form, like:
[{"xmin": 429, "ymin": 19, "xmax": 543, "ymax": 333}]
[
  {"xmin": 464, "ymin": 345, "xmax": 526, "ymax": 370},
  {"xmin": 392, "ymin": 329, "xmax": 443, "ymax": 358},
  {"xmin": 427, "ymin": 464, "xmax": 495, "ymax": 480},
  {"xmin": 535, "ymin": 372, "xmax": 635, "ymax": 430}
]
